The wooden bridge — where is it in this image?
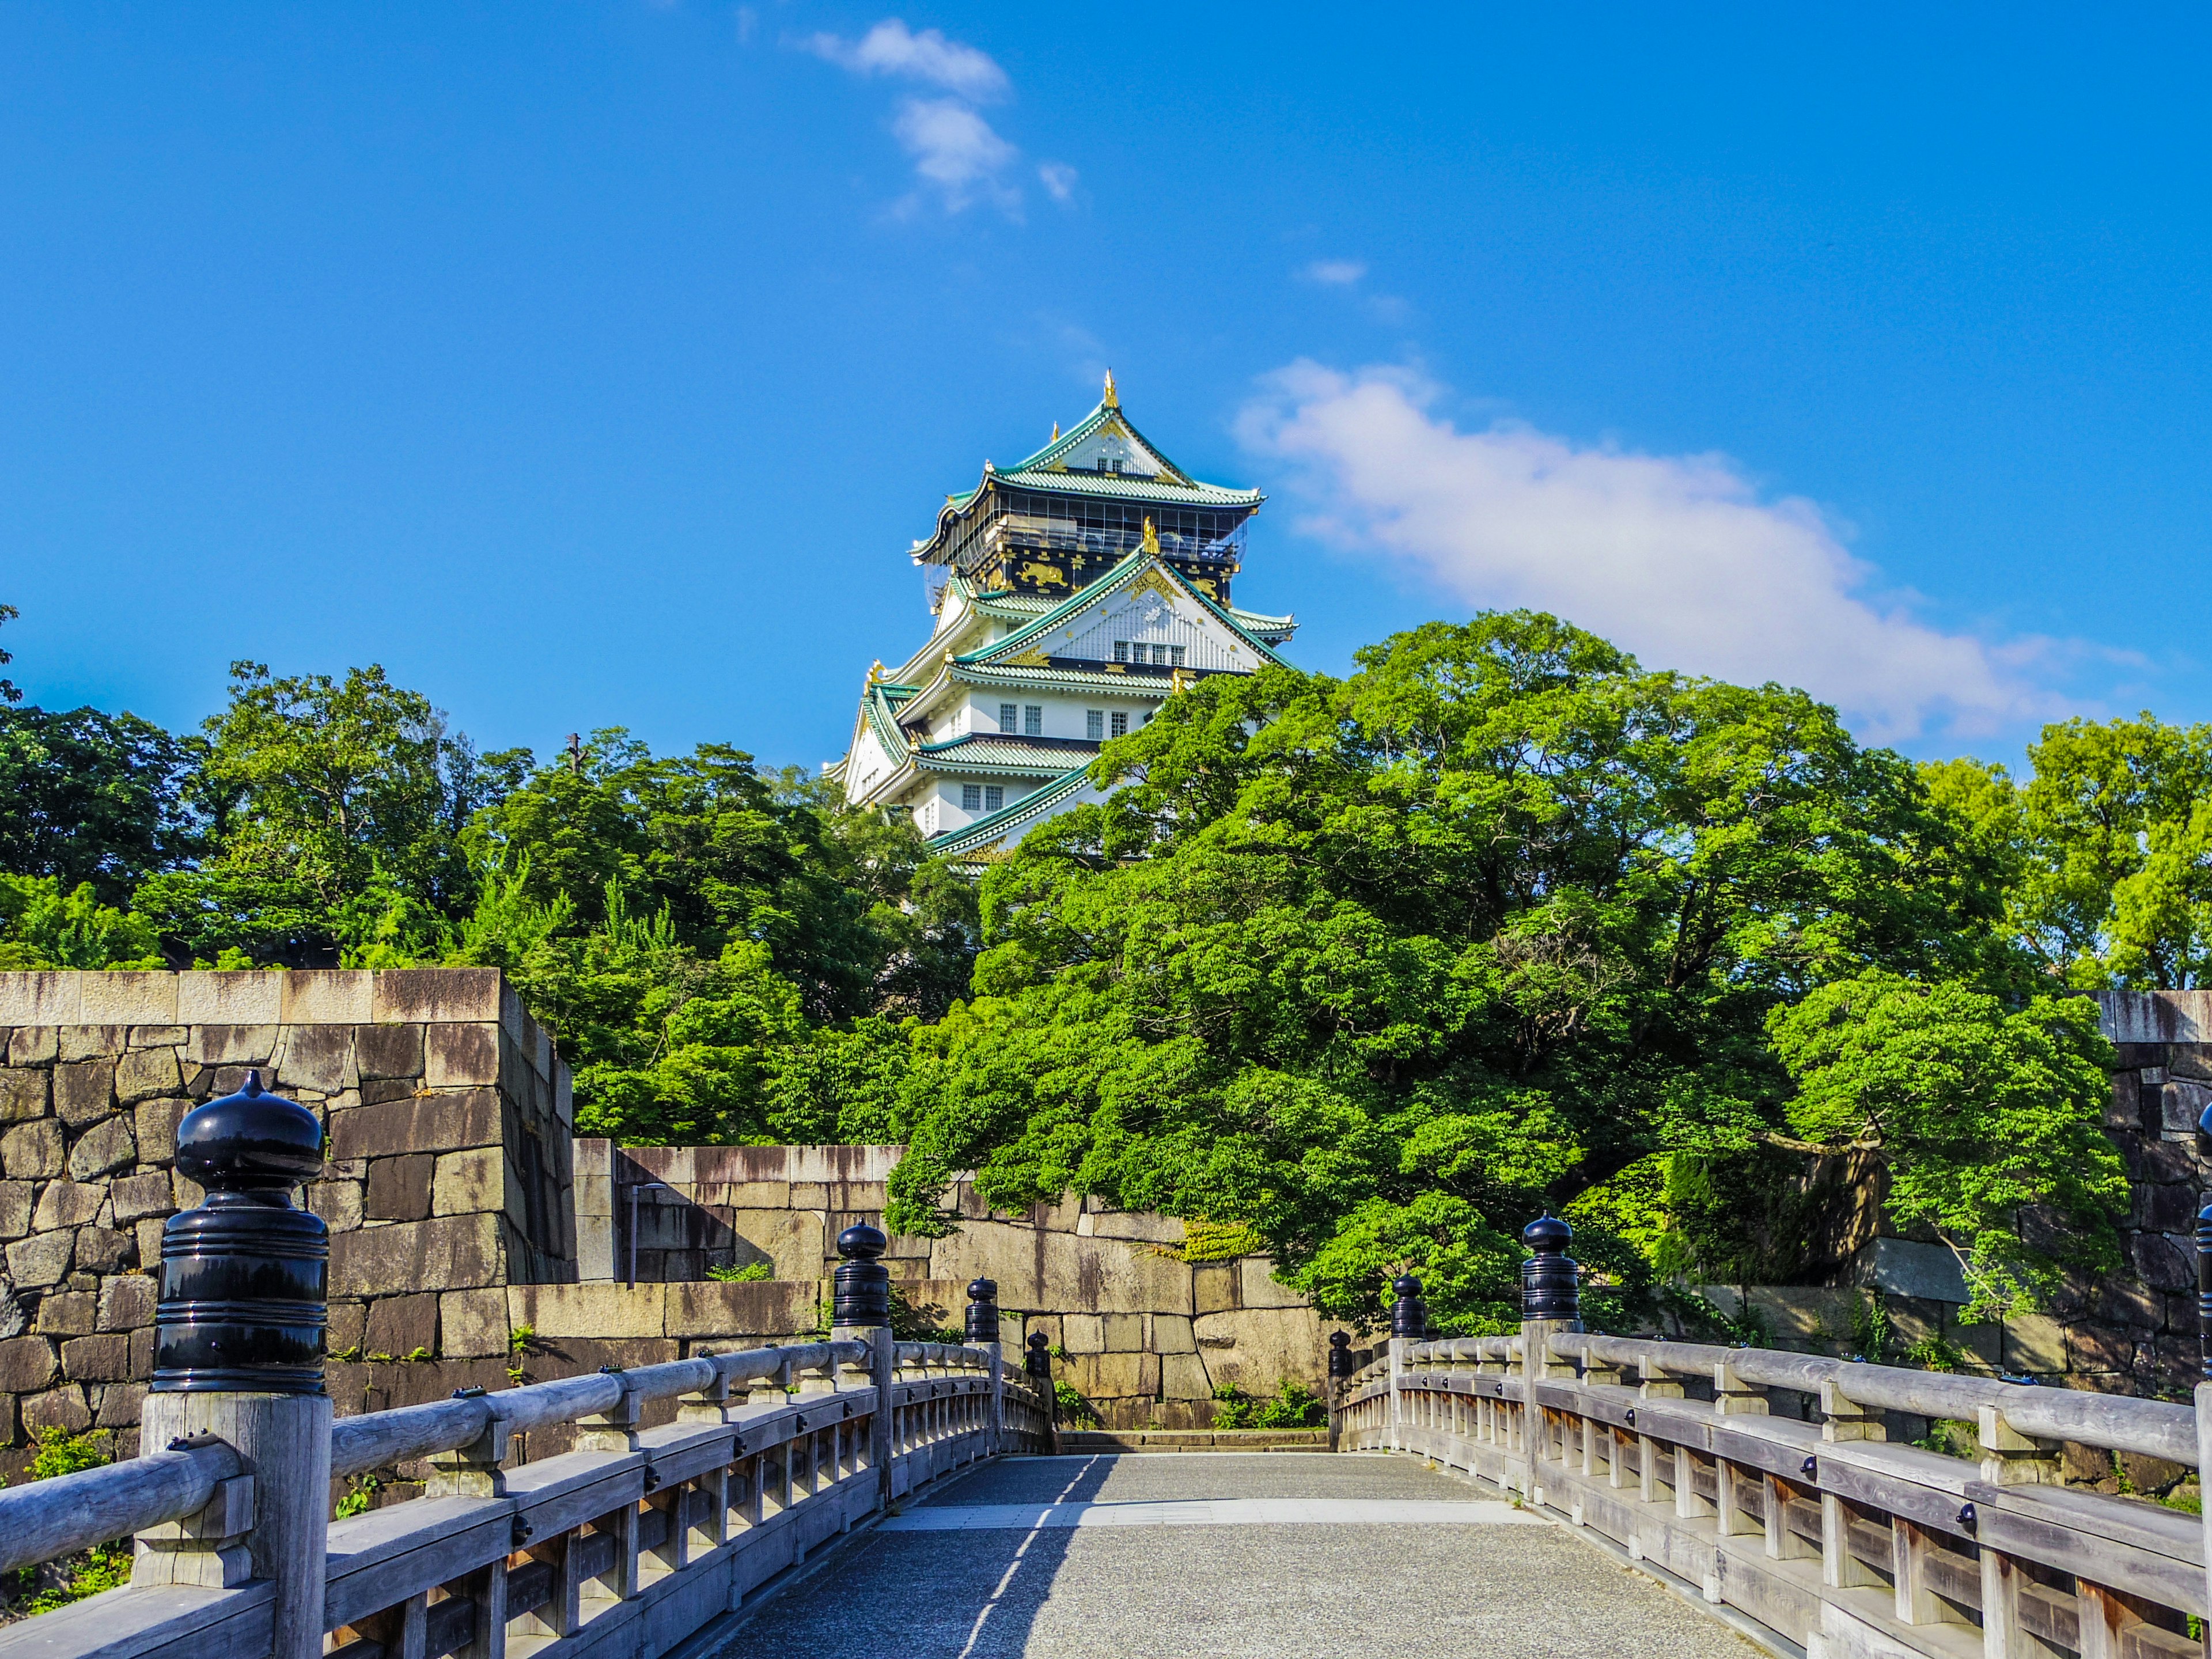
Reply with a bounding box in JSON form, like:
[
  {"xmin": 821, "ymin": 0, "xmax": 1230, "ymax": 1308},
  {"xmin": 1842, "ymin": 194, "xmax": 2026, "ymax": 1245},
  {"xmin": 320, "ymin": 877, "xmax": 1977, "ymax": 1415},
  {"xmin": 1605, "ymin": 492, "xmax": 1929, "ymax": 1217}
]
[{"xmin": 1, "ymin": 1074, "xmax": 2208, "ymax": 1659}]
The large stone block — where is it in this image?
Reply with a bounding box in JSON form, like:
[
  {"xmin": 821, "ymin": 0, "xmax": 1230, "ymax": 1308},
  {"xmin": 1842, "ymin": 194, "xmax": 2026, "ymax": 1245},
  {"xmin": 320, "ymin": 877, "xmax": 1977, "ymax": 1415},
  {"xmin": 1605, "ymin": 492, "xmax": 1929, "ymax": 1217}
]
[
  {"xmin": 1062, "ymin": 1313, "xmax": 1105, "ymax": 1354},
  {"xmin": 281, "ymin": 971, "xmax": 373, "ymax": 1025},
  {"xmin": 1, "ymin": 1117, "xmax": 63, "ymax": 1179},
  {"xmin": 1238, "ymin": 1258, "xmax": 1307, "ymax": 1309},
  {"xmin": 112, "ymin": 1048, "xmax": 180, "ymax": 1107},
  {"xmin": 59, "ymin": 1026, "xmax": 127, "ymax": 1062},
  {"xmin": 36, "ymin": 1291, "xmax": 94, "ymax": 1334},
  {"xmin": 1081, "ymin": 1210, "xmax": 1185, "ymax": 1246},
  {"xmin": 1153, "ymin": 1313, "xmax": 1196, "ymax": 1354},
  {"xmin": 725, "ymin": 1207, "xmax": 827, "ymax": 1282},
  {"xmin": 664, "ymin": 1280, "xmax": 819, "ymax": 1339},
  {"xmin": 425, "ymin": 1024, "xmax": 499, "ymax": 1087},
  {"xmin": 134, "ymin": 1218, "xmax": 165, "ymax": 1268},
  {"xmin": 0, "ymin": 1180, "xmax": 30, "ymax": 1238},
  {"xmin": 365, "ymin": 1293, "xmax": 440, "ymax": 1358},
  {"xmin": 32, "ymin": 1180, "xmax": 106, "ymax": 1230},
  {"xmin": 272, "ymin": 1025, "xmax": 356, "ymax": 1094},
  {"xmin": 6, "ymin": 1229, "xmax": 73, "ymax": 1286},
  {"xmin": 926, "ymin": 1221, "xmax": 1197, "ymax": 1316},
  {"xmin": 507, "ymin": 1282, "xmax": 664, "ymax": 1340},
  {"xmin": 7, "ymin": 1026, "xmax": 58, "ymax": 1065},
  {"xmin": 1161, "ymin": 1352, "xmax": 1213, "ymax": 1400},
  {"xmin": 177, "ymin": 972, "xmax": 282, "ymax": 1026},
  {"xmin": 306, "ymin": 1178, "xmax": 363, "ymax": 1232},
  {"xmin": 0, "ymin": 1067, "xmax": 51, "ymax": 1123},
  {"xmin": 0, "ymin": 1334, "xmax": 57, "ymax": 1391},
  {"xmin": 331, "ymin": 1213, "xmax": 503, "ymax": 1297},
  {"xmin": 576, "ymin": 1213, "xmax": 613, "ymax": 1282},
  {"xmin": 96, "ymin": 1381, "xmax": 147, "ymax": 1429},
  {"xmin": 432, "ymin": 1147, "xmax": 513, "ymax": 1218},
  {"xmin": 332, "ymin": 1089, "xmax": 501, "ymax": 1161},
  {"xmin": 66, "ymin": 1115, "xmax": 136, "ymax": 1181},
  {"xmin": 354, "ymin": 1024, "xmax": 424, "ymax": 1081},
  {"xmin": 75, "ymin": 1226, "xmax": 131, "ymax": 1273},
  {"xmin": 1190, "ymin": 1307, "xmax": 1330, "ymax": 1395},
  {"xmin": 1063, "ymin": 1352, "xmax": 1159, "ymax": 1399},
  {"xmin": 187, "ymin": 1025, "xmax": 276, "ymax": 1065},
  {"xmin": 54, "ymin": 1058, "xmax": 115, "ymax": 1124},
  {"xmin": 62, "ymin": 1334, "xmax": 128, "ymax": 1381},
  {"xmin": 134, "ymin": 1097, "xmax": 190, "ymax": 1165},
  {"xmin": 80, "ymin": 973, "xmax": 178, "ymax": 1025},
  {"xmin": 438, "ymin": 1288, "xmax": 510, "ymax": 1358},
  {"xmin": 1101, "ymin": 1313, "xmax": 1146, "ymax": 1351},
  {"xmin": 370, "ymin": 968, "xmax": 503, "ymax": 1024},
  {"xmin": 22, "ymin": 1382, "xmax": 91, "ymax": 1435},
  {"xmin": 0, "ymin": 974, "xmax": 81, "ymax": 1025},
  {"xmin": 366, "ymin": 1154, "xmax": 436, "ymax": 1222},
  {"xmin": 1193, "ymin": 1263, "xmax": 1237, "ymax": 1316},
  {"xmin": 98, "ymin": 1274, "xmax": 157, "ymax": 1332}
]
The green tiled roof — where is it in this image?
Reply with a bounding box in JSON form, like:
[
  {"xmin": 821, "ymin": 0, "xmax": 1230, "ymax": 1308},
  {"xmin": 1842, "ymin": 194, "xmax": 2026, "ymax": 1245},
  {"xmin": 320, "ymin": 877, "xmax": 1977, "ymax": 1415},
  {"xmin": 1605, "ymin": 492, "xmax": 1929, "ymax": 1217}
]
[
  {"xmin": 927, "ymin": 763, "xmax": 1096, "ymax": 858},
  {"xmin": 963, "ymin": 553, "xmax": 1291, "ymax": 671},
  {"xmin": 914, "ymin": 734, "xmax": 1094, "ymax": 775}
]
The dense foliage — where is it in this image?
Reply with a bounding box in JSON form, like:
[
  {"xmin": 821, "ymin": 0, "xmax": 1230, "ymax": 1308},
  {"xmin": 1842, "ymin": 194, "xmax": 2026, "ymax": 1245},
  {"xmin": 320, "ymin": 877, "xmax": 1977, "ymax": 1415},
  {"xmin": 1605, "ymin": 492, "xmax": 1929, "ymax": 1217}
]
[{"xmin": 0, "ymin": 600, "xmax": 2169, "ymax": 1331}]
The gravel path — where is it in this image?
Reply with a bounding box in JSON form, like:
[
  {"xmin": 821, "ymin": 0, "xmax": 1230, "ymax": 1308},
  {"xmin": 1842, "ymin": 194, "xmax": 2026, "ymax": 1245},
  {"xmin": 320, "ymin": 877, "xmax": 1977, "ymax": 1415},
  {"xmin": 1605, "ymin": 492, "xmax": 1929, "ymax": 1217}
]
[{"xmin": 720, "ymin": 1453, "xmax": 1761, "ymax": 1659}]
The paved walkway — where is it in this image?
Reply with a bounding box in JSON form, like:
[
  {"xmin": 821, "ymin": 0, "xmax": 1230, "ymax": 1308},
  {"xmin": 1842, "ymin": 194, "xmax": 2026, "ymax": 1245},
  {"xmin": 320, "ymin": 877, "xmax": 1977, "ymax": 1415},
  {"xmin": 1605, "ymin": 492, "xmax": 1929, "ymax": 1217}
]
[{"xmin": 726, "ymin": 1453, "xmax": 1760, "ymax": 1659}]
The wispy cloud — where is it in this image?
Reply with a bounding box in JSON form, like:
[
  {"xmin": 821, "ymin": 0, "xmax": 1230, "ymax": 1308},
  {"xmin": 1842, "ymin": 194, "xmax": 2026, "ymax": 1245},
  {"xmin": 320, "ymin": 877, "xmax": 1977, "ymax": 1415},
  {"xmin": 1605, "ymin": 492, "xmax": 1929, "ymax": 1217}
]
[
  {"xmin": 796, "ymin": 18, "xmax": 1063, "ymax": 217},
  {"xmin": 797, "ymin": 19, "xmax": 1009, "ymax": 101},
  {"xmin": 1302, "ymin": 259, "xmax": 1368, "ymax": 286},
  {"xmin": 1238, "ymin": 361, "xmax": 2097, "ymax": 742}
]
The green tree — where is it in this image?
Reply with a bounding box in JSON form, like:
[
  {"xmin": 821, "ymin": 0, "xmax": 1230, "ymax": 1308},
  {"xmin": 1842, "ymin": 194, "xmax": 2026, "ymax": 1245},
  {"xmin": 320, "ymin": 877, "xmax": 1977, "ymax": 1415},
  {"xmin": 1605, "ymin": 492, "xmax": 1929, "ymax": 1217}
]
[
  {"xmin": 0, "ymin": 603, "xmax": 21, "ymax": 704},
  {"xmin": 0, "ymin": 876, "xmax": 163, "ymax": 969},
  {"xmin": 0, "ymin": 704, "xmax": 200, "ymax": 906}
]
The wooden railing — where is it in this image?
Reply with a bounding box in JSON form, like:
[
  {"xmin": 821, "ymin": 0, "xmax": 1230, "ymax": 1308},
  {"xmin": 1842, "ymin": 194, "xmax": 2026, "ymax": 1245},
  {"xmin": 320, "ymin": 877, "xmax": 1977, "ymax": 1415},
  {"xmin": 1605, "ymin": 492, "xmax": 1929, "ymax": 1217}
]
[
  {"xmin": 1336, "ymin": 1325, "xmax": 2208, "ymax": 1659},
  {"xmin": 0, "ymin": 1332, "xmax": 1050, "ymax": 1659}
]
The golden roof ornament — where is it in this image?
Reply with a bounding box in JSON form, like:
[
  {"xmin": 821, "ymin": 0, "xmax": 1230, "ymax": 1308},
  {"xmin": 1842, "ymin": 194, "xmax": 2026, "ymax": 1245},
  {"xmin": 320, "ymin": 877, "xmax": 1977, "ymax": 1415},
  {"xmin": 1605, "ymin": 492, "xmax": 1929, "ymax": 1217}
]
[
  {"xmin": 867, "ymin": 659, "xmax": 886, "ymax": 683},
  {"xmin": 1051, "ymin": 421, "xmax": 1059, "ymax": 441},
  {"xmin": 1141, "ymin": 516, "xmax": 1159, "ymax": 555},
  {"xmin": 1102, "ymin": 369, "xmax": 1119, "ymax": 410}
]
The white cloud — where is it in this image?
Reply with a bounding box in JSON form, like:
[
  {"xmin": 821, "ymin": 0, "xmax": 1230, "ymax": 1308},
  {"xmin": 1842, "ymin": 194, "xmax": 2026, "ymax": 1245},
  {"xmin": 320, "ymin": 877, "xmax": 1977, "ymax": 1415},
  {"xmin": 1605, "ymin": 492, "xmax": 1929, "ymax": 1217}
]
[
  {"xmin": 799, "ymin": 19, "xmax": 1009, "ymax": 101},
  {"xmin": 1237, "ymin": 362, "xmax": 2075, "ymax": 741},
  {"xmin": 1302, "ymin": 259, "xmax": 1368, "ymax": 286},
  {"xmin": 891, "ymin": 97, "xmax": 1020, "ymax": 213},
  {"xmin": 1037, "ymin": 161, "xmax": 1078, "ymax": 203}
]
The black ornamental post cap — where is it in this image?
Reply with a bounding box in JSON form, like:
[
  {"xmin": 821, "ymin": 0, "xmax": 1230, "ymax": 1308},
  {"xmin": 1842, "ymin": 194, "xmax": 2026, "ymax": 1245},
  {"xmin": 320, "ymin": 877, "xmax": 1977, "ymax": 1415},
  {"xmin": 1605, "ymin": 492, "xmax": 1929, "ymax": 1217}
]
[
  {"xmin": 965, "ymin": 1277, "xmax": 1001, "ymax": 1346},
  {"xmin": 1024, "ymin": 1330, "xmax": 1052, "ymax": 1378},
  {"xmin": 154, "ymin": 1070, "xmax": 329, "ymax": 1395},
  {"xmin": 832, "ymin": 1221, "xmax": 891, "ymax": 1328},
  {"xmin": 1390, "ymin": 1274, "xmax": 1426, "ymax": 1339},
  {"xmin": 2198, "ymin": 1197, "xmax": 2212, "ymax": 1382},
  {"xmin": 1520, "ymin": 1211, "xmax": 1582, "ymax": 1323},
  {"xmin": 1327, "ymin": 1330, "xmax": 1355, "ymax": 1380}
]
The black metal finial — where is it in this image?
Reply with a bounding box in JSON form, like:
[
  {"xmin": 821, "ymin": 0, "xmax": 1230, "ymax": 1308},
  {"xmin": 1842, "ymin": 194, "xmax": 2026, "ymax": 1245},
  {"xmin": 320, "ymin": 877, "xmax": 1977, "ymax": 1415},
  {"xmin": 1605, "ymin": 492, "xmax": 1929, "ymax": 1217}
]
[
  {"xmin": 1520, "ymin": 1211, "xmax": 1581, "ymax": 1323},
  {"xmin": 154, "ymin": 1069, "xmax": 329, "ymax": 1394},
  {"xmin": 832, "ymin": 1221, "xmax": 891, "ymax": 1327},
  {"xmin": 1390, "ymin": 1273, "xmax": 1426, "ymax": 1339},
  {"xmin": 1327, "ymin": 1330, "xmax": 1355, "ymax": 1380},
  {"xmin": 1025, "ymin": 1330, "xmax": 1052, "ymax": 1380},
  {"xmin": 965, "ymin": 1277, "xmax": 1001, "ymax": 1344}
]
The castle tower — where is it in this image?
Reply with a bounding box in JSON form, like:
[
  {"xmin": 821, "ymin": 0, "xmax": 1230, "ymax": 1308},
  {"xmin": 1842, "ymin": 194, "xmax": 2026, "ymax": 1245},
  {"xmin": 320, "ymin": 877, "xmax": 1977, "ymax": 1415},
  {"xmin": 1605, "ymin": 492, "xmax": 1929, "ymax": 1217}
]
[{"xmin": 830, "ymin": 377, "xmax": 1297, "ymax": 860}]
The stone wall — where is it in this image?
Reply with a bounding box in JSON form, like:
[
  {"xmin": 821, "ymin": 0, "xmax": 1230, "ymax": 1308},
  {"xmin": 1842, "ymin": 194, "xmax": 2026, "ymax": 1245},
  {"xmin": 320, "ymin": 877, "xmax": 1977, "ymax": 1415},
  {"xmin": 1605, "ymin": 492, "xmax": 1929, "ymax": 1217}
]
[{"xmin": 587, "ymin": 1142, "xmax": 1336, "ymax": 1430}]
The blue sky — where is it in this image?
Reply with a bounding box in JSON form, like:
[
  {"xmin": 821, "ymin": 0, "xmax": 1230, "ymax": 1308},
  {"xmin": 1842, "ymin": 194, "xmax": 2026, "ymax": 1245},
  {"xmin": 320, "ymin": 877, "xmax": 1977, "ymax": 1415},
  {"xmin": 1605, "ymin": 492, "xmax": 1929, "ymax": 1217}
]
[{"xmin": 5, "ymin": 3, "xmax": 2207, "ymax": 772}]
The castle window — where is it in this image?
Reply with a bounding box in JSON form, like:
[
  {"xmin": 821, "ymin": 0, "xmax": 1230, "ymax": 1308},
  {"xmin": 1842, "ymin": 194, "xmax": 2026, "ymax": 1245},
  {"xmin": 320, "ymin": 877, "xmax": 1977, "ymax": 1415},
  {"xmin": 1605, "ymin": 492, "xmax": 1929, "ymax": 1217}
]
[
  {"xmin": 1150, "ymin": 644, "xmax": 1168, "ymax": 666},
  {"xmin": 1112, "ymin": 641, "xmax": 1128, "ymax": 663},
  {"xmin": 1171, "ymin": 646, "xmax": 1187, "ymax": 667},
  {"xmin": 961, "ymin": 785, "xmax": 982, "ymax": 811},
  {"xmin": 1111, "ymin": 712, "xmax": 1128, "ymax": 738},
  {"xmin": 985, "ymin": 786, "xmax": 1003, "ymax": 811},
  {"xmin": 998, "ymin": 703, "xmax": 1018, "ymax": 733},
  {"xmin": 1087, "ymin": 710, "xmax": 1104, "ymax": 740},
  {"xmin": 1024, "ymin": 705, "xmax": 1043, "ymax": 736}
]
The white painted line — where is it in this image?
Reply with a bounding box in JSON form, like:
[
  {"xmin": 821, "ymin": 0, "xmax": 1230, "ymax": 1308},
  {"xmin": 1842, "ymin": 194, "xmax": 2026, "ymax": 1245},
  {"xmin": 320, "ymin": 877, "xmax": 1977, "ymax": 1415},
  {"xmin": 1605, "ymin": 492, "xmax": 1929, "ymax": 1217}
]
[{"xmin": 884, "ymin": 1499, "xmax": 1544, "ymax": 1531}]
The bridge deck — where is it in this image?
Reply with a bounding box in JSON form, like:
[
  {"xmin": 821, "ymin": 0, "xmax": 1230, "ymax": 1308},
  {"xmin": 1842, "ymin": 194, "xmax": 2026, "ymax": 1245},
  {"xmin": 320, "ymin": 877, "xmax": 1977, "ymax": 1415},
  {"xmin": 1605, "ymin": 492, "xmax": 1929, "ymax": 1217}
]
[{"xmin": 722, "ymin": 1453, "xmax": 1759, "ymax": 1658}]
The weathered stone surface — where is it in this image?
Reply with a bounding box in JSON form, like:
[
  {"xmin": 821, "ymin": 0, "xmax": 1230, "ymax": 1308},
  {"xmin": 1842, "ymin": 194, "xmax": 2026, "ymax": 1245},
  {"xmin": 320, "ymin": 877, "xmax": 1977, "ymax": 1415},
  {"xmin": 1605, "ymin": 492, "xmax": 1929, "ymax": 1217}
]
[
  {"xmin": 331, "ymin": 1213, "xmax": 501, "ymax": 1297},
  {"xmin": 272, "ymin": 1024, "xmax": 355, "ymax": 1094},
  {"xmin": 66, "ymin": 1114, "xmax": 136, "ymax": 1181},
  {"xmin": 172, "ymin": 1169, "xmax": 205, "ymax": 1210},
  {"xmin": 62, "ymin": 1334, "xmax": 128, "ymax": 1381},
  {"xmin": 111, "ymin": 1051, "xmax": 180, "ymax": 1112},
  {"xmin": 0, "ymin": 1180, "xmax": 31, "ymax": 1238},
  {"xmin": 724, "ymin": 1207, "xmax": 827, "ymax": 1282},
  {"xmin": 96, "ymin": 1381, "xmax": 146, "ymax": 1427},
  {"xmin": 1238, "ymin": 1257, "xmax": 1307, "ymax": 1309},
  {"xmin": 110, "ymin": 1171, "xmax": 173, "ymax": 1226},
  {"xmin": 332, "ymin": 1090, "xmax": 500, "ymax": 1161},
  {"xmin": 1083, "ymin": 1210, "xmax": 1185, "ymax": 1245},
  {"xmin": 81, "ymin": 972, "xmax": 178, "ymax": 1025},
  {"xmin": 2130, "ymin": 1231, "xmax": 2194, "ymax": 1293},
  {"xmin": 54, "ymin": 1058, "xmax": 115, "ymax": 1124},
  {"xmin": 187, "ymin": 1024, "xmax": 277, "ymax": 1065},
  {"xmin": 0, "ymin": 1334, "xmax": 57, "ymax": 1391},
  {"xmin": 365, "ymin": 1293, "xmax": 439, "ymax": 1358},
  {"xmin": 425, "ymin": 1023, "xmax": 499, "ymax": 1087},
  {"xmin": 433, "ymin": 1147, "xmax": 512, "ymax": 1217},
  {"xmin": 369, "ymin": 968, "xmax": 503, "ymax": 1024},
  {"xmin": 354, "ymin": 1024, "xmax": 424, "ymax": 1080},
  {"xmin": 327, "ymin": 1300, "xmax": 366, "ymax": 1360},
  {"xmin": 58, "ymin": 1025, "xmax": 127, "ymax": 1062},
  {"xmin": 1193, "ymin": 1263, "xmax": 1237, "ymax": 1316},
  {"xmin": 437, "ymin": 1288, "xmax": 510, "ymax": 1358},
  {"xmin": 506, "ymin": 1282, "xmax": 663, "ymax": 1340},
  {"xmin": 1190, "ymin": 1308, "xmax": 1332, "ymax": 1396},
  {"xmin": 1062, "ymin": 1313, "xmax": 1105, "ymax": 1353},
  {"xmin": 177, "ymin": 971, "xmax": 282, "ymax": 1025},
  {"xmin": 1062, "ymin": 1352, "xmax": 1160, "ymax": 1399},
  {"xmin": 134, "ymin": 1097, "xmax": 190, "ymax": 1165},
  {"xmin": 1161, "ymin": 1352, "xmax": 1213, "ymax": 1400},
  {"xmin": 280, "ymin": 970, "xmax": 373, "ymax": 1025},
  {"xmin": 1152, "ymin": 1313, "xmax": 1196, "ymax": 1354},
  {"xmin": 35, "ymin": 1291, "xmax": 94, "ymax": 1335},
  {"xmin": 6, "ymin": 1228, "xmax": 73, "ymax": 1286},
  {"xmin": 97, "ymin": 1273, "xmax": 157, "ymax": 1332},
  {"xmin": 22, "ymin": 1382, "xmax": 91, "ymax": 1434},
  {"xmin": 930, "ymin": 1222, "xmax": 1198, "ymax": 1316},
  {"xmin": 75, "ymin": 1226, "xmax": 132, "ymax": 1274},
  {"xmin": 128, "ymin": 1026, "xmax": 186, "ymax": 1050},
  {"xmin": 1, "ymin": 1116, "xmax": 63, "ymax": 1179},
  {"xmin": 664, "ymin": 1280, "xmax": 819, "ymax": 1339},
  {"xmin": 32, "ymin": 1180, "xmax": 106, "ymax": 1230},
  {"xmin": 7, "ymin": 1026, "xmax": 59, "ymax": 1065},
  {"xmin": 134, "ymin": 1218, "xmax": 166, "ymax": 1268},
  {"xmin": 366, "ymin": 1153, "xmax": 435, "ymax": 1222},
  {"xmin": 0, "ymin": 1067, "xmax": 51, "ymax": 1122},
  {"xmin": 306, "ymin": 1178, "xmax": 364, "ymax": 1232},
  {"xmin": 0, "ymin": 975, "xmax": 80, "ymax": 1025}
]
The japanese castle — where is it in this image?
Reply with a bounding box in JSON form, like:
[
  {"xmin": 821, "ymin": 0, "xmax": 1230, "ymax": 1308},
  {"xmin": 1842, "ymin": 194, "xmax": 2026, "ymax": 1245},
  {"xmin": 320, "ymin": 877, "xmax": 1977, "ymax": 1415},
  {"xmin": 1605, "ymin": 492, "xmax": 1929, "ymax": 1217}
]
[{"xmin": 832, "ymin": 375, "xmax": 1297, "ymax": 859}]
